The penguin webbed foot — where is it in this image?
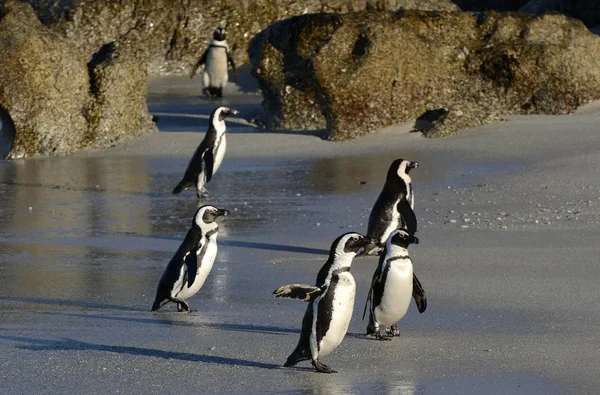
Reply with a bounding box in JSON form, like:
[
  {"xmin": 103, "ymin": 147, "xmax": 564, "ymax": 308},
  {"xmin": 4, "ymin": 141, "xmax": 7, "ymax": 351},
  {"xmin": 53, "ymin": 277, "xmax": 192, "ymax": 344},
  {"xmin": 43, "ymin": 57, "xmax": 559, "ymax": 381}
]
[
  {"xmin": 375, "ymin": 331, "xmax": 392, "ymax": 341},
  {"xmin": 312, "ymin": 359, "xmax": 337, "ymax": 374},
  {"xmin": 197, "ymin": 188, "xmax": 209, "ymax": 199},
  {"xmin": 386, "ymin": 325, "xmax": 400, "ymax": 337},
  {"xmin": 176, "ymin": 301, "xmax": 190, "ymax": 312}
]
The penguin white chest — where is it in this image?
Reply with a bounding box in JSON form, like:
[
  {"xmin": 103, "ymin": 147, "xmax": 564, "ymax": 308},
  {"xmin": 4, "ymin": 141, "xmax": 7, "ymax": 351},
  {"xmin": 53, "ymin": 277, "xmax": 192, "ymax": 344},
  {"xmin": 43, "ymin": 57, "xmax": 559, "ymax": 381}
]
[
  {"xmin": 213, "ymin": 134, "xmax": 227, "ymax": 173},
  {"xmin": 375, "ymin": 259, "xmax": 413, "ymax": 326},
  {"xmin": 315, "ymin": 272, "xmax": 356, "ymax": 357},
  {"xmin": 176, "ymin": 240, "xmax": 218, "ymax": 300},
  {"xmin": 381, "ymin": 197, "xmax": 402, "ymax": 244}
]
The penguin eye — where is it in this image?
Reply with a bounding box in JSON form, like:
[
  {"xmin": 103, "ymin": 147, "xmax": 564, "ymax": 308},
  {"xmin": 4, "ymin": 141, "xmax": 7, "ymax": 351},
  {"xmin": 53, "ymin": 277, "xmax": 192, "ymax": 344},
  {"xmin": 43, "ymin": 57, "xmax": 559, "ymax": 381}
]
[{"xmin": 352, "ymin": 235, "xmax": 360, "ymax": 241}]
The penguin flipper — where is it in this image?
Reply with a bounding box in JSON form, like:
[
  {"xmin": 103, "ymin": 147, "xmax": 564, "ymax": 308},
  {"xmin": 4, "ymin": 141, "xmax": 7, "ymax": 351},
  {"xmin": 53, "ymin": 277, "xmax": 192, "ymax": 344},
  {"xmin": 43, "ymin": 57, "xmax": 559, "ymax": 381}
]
[
  {"xmin": 362, "ymin": 252, "xmax": 386, "ymax": 320},
  {"xmin": 397, "ymin": 198, "xmax": 418, "ymax": 234},
  {"xmin": 273, "ymin": 284, "xmax": 325, "ymax": 302},
  {"xmin": 204, "ymin": 149, "xmax": 215, "ymax": 183},
  {"xmin": 412, "ymin": 273, "xmax": 427, "ymax": 313},
  {"xmin": 185, "ymin": 251, "xmax": 198, "ymax": 288},
  {"xmin": 172, "ymin": 180, "xmax": 194, "ymax": 195}
]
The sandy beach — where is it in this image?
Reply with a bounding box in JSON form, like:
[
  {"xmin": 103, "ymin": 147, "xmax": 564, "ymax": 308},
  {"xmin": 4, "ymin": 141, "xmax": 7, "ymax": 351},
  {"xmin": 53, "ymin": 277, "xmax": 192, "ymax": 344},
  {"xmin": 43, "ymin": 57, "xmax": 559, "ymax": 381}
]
[{"xmin": 1, "ymin": 74, "xmax": 599, "ymax": 393}]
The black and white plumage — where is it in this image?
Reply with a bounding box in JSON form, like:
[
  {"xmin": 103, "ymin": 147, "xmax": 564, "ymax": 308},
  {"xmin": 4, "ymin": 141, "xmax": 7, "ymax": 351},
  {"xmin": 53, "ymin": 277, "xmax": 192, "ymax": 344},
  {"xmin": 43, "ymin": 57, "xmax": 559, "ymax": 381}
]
[
  {"xmin": 151, "ymin": 205, "xmax": 229, "ymax": 312},
  {"xmin": 172, "ymin": 106, "xmax": 238, "ymax": 198},
  {"xmin": 274, "ymin": 232, "xmax": 374, "ymax": 373},
  {"xmin": 363, "ymin": 229, "xmax": 427, "ymax": 340},
  {"xmin": 190, "ymin": 27, "xmax": 238, "ymax": 98},
  {"xmin": 366, "ymin": 158, "xmax": 419, "ymax": 255}
]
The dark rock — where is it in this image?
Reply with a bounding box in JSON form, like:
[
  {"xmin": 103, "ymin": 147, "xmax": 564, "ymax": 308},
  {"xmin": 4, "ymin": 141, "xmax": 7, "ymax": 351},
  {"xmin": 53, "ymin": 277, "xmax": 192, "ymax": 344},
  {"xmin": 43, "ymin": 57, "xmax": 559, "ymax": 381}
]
[
  {"xmin": 453, "ymin": 0, "xmax": 528, "ymax": 12},
  {"xmin": 250, "ymin": 10, "xmax": 600, "ymax": 140},
  {"xmin": 520, "ymin": 0, "xmax": 600, "ymax": 28},
  {"xmin": 0, "ymin": 105, "xmax": 16, "ymax": 159}
]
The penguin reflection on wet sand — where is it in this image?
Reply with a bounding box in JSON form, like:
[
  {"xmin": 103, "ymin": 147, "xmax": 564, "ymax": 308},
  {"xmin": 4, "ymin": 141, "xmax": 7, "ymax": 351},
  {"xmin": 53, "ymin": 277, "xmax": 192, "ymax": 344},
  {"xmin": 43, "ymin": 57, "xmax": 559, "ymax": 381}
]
[
  {"xmin": 151, "ymin": 205, "xmax": 229, "ymax": 312},
  {"xmin": 363, "ymin": 229, "xmax": 426, "ymax": 340},
  {"xmin": 366, "ymin": 158, "xmax": 419, "ymax": 255},
  {"xmin": 273, "ymin": 233, "xmax": 374, "ymax": 373},
  {"xmin": 172, "ymin": 106, "xmax": 238, "ymax": 198},
  {"xmin": 190, "ymin": 27, "xmax": 238, "ymax": 98}
]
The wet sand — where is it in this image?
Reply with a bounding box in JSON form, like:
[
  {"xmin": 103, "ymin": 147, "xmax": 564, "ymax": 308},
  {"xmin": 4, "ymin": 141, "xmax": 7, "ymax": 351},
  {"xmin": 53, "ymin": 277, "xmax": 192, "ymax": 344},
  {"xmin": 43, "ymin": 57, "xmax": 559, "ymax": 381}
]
[{"xmin": 1, "ymin": 74, "xmax": 600, "ymax": 393}]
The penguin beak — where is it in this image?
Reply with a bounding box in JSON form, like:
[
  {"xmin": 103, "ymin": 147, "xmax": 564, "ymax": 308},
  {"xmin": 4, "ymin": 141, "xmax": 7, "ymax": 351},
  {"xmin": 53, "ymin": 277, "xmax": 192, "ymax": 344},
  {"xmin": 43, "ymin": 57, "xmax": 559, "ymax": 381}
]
[
  {"xmin": 217, "ymin": 209, "xmax": 229, "ymax": 217},
  {"xmin": 412, "ymin": 236, "xmax": 419, "ymax": 245},
  {"xmin": 408, "ymin": 161, "xmax": 419, "ymax": 169},
  {"xmin": 356, "ymin": 236, "xmax": 376, "ymax": 257},
  {"xmin": 225, "ymin": 108, "xmax": 239, "ymax": 117}
]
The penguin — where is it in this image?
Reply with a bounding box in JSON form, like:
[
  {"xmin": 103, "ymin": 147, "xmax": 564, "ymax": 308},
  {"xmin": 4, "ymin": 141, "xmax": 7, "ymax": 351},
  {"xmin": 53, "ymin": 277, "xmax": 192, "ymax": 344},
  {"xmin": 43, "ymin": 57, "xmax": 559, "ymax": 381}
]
[
  {"xmin": 190, "ymin": 27, "xmax": 238, "ymax": 98},
  {"xmin": 365, "ymin": 158, "xmax": 419, "ymax": 255},
  {"xmin": 172, "ymin": 106, "xmax": 238, "ymax": 198},
  {"xmin": 363, "ymin": 229, "xmax": 427, "ymax": 340},
  {"xmin": 273, "ymin": 232, "xmax": 374, "ymax": 373},
  {"xmin": 151, "ymin": 205, "xmax": 229, "ymax": 312}
]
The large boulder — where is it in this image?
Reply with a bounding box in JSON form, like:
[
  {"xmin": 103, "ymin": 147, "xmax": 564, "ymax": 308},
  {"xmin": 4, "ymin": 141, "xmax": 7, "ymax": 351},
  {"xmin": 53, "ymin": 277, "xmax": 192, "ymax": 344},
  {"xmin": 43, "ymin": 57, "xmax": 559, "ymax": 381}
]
[
  {"xmin": 249, "ymin": 10, "xmax": 600, "ymax": 140},
  {"xmin": 0, "ymin": 1, "xmax": 90, "ymax": 157},
  {"xmin": 0, "ymin": 1, "xmax": 157, "ymax": 158},
  {"xmin": 19, "ymin": 0, "xmax": 459, "ymax": 74},
  {"xmin": 87, "ymin": 31, "xmax": 154, "ymax": 148}
]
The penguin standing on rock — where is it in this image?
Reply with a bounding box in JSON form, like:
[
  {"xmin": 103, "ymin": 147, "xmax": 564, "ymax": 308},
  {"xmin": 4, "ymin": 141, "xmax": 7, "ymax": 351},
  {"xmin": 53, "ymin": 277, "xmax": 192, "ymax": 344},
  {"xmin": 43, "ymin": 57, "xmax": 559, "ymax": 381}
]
[
  {"xmin": 273, "ymin": 232, "xmax": 374, "ymax": 373},
  {"xmin": 190, "ymin": 27, "xmax": 238, "ymax": 98},
  {"xmin": 172, "ymin": 106, "xmax": 238, "ymax": 198},
  {"xmin": 366, "ymin": 158, "xmax": 419, "ymax": 255},
  {"xmin": 151, "ymin": 205, "xmax": 229, "ymax": 312},
  {"xmin": 363, "ymin": 229, "xmax": 426, "ymax": 340}
]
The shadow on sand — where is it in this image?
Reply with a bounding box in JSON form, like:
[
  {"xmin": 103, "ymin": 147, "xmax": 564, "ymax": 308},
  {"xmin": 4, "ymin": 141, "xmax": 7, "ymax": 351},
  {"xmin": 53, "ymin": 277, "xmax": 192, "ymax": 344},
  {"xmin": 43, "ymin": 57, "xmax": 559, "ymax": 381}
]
[
  {"xmin": 34, "ymin": 310, "xmax": 300, "ymax": 336},
  {"xmin": 0, "ymin": 296, "xmax": 146, "ymax": 312},
  {"xmin": 0, "ymin": 335, "xmax": 281, "ymax": 370}
]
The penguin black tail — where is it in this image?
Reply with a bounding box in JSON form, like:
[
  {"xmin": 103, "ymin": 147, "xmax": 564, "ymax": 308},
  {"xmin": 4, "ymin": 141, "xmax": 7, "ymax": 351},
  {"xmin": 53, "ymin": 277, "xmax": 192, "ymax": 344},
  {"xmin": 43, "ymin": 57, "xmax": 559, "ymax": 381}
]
[
  {"xmin": 172, "ymin": 180, "xmax": 192, "ymax": 195},
  {"xmin": 151, "ymin": 298, "xmax": 169, "ymax": 312},
  {"xmin": 283, "ymin": 347, "xmax": 311, "ymax": 367}
]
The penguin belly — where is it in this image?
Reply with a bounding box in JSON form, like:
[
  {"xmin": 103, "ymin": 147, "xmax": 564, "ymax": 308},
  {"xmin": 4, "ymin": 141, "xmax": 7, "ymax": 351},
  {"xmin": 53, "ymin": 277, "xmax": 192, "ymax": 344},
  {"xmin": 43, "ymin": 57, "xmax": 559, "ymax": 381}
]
[
  {"xmin": 204, "ymin": 48, "xmax": 229, "ymax": 89},
  {"xmin": 212, "ymin": 135, "xmax": 227, "ymax": 174},
  {"xmin": 374, "ymin": 262, "xmax": 413, "ymax": 326},
  {"xmin": 175, "ymin": 241, "xmax": 217, "ymax": 300},
  {"xmin": 313, "ymin": 273, "xmax": 356, "ymax": 358}
]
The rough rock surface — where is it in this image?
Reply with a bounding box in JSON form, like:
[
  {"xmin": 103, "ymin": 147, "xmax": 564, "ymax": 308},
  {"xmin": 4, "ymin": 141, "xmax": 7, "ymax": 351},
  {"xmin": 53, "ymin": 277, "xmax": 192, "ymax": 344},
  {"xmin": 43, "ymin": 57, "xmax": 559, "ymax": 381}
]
[
  {"xmin": 0, "ymin": 1, "xmax": 90, "ymax": 157},
  {"xmin": 87, "ymin": 31, "xmax": 154, "ymax": 148},
  {"xmin": 19, "ymin": 0, "xmax": 459, "ymax": 74},
  {"xmin": 0, "ymin": 1, "xmax": 156, "ymax": 158},
  {"xmin": 249, "ymin": 11, "xmax": 600, "ymax": 140}
]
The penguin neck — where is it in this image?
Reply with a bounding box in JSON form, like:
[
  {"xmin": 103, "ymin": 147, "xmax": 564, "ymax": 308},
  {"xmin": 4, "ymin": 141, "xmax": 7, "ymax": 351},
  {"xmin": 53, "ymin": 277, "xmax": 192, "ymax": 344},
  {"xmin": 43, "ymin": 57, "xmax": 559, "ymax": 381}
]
[
  {"xmin": 198, "ymin": 222, "xmax": 219, "ymax": 239},
  {"xmin": 210, "ymin": 39, "xmax": 228, "ymax": 48},
  {"xmin": 211, "ymin": 118, "xmax": 226, "ymax": 138},
  {"xmin": 331, "ymin": 251, "xmax": 355, "ymax": 270},
  {"xmin": 388, "ymin": 243, "xmax": 409, "ymax": 257}
]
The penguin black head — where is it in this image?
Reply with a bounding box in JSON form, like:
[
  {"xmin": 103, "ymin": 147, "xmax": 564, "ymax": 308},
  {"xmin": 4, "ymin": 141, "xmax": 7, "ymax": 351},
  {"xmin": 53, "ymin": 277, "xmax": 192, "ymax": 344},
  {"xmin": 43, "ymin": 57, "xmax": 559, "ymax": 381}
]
[
  {"xmin": 193, "ymin": 205, "xmax": 229, "ymax": 228},
  {"xmin": 330, "ymin": 232, "xmax": 375, "ymax": 258},
  {"xmin": 213, "ymin": 27, "xmax": 227, "ymax": 41},
  {"xmin": 387, "ymin": 158, "xmax": 419, "ymax": 180},
  {"xmin": 388, "ymin": 229, "xmax": 419, "ymax": 249},
  {"xmin": 211, "ymin": 106, "xmax": 240, "ymax": 123}
]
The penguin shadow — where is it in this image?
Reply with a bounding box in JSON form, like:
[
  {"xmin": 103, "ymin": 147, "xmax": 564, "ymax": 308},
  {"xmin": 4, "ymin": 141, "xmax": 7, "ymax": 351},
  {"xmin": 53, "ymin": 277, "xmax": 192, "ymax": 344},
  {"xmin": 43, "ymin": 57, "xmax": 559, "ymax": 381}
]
[
  {"xmin": 151, "ymin": 237, "xmax": 329, "ymax": 256},
  {"xmin": 0, "ymin": 335, "xmax": 281, "ymax": 370},
  {"xmin": 36, "ymin": 310, "xmax": 300, "ymax": 337},
  {"xmin": 151, "ymin": 112, "xmax": 327, "ymax": 138},
  {"xmin": 221, "ymin": 240, "xmax": 329, "ymax": 256},
  {"xmin": 0, "ymin": 296, "xmax": 146, "ymax": 313}
]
